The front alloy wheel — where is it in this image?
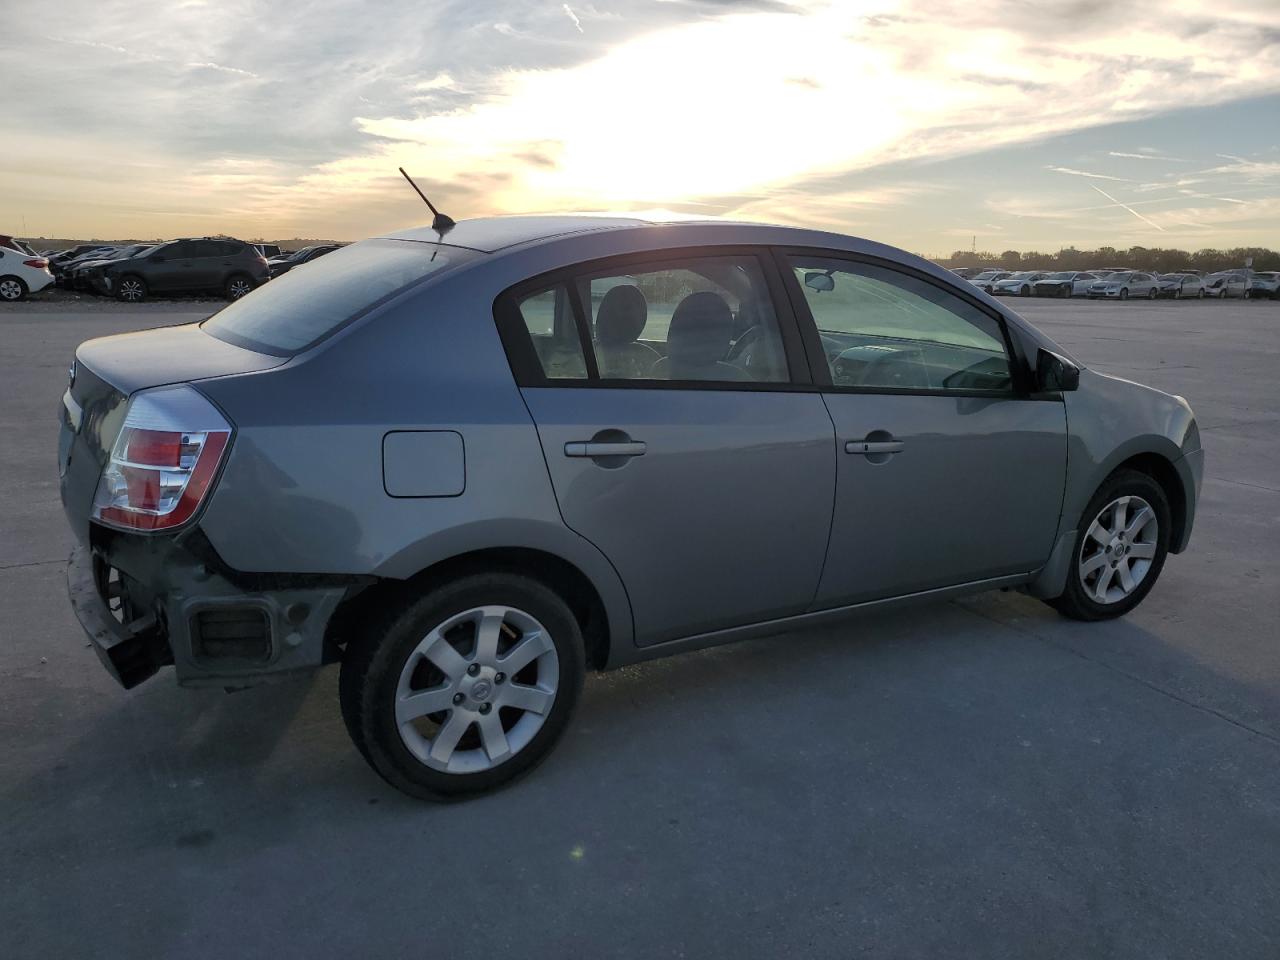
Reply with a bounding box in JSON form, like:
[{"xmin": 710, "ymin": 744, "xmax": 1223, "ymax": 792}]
[
  {"xmin": 117, "ymin": 277, "xmax": 146, "ymax": 302},
  {"xmin": 1078, "ymin": 495, "xmax": 1159, "ymax": 604},
  {"xmin": 1047, "ymin": 468, "xmax": 1171, "ymax": 621},
  {"xmin": 340, "ymin": 573, "xmax": 585, "ymax": 800}
]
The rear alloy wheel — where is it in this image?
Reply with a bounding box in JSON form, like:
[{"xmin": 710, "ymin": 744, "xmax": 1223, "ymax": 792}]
[
  {"xmin": 1047, "ymin": 469, "xmax": 1170, "ymax": 621},
  {"xmin": 116, "ymin": 276, "xmax": 147, "ymax": 302},
  {"xmin": 1119, "ymin": 288, "xmax": 1129, "ymax": 300},
  {"xmin": 0, "ymin": 276, "xmax": 28, "ymax": 302},
  {"xmin": 340, "ymin": 573, "xmax": 585, "ymax": 800},
  {"xmin": 1148, "ymin": 286, "xmax": 1157, "ymax": 299},
  {"xmin": 1020, "ymin": 285, "xmax": 1031, "ymax": 297},
  {"xmin": 1198, "ymin": 288, "xmax": 1206, "ymax": 298},
  {"xmin": 225, "ymin": 275, "xmax": 255, "ymax": 300}
]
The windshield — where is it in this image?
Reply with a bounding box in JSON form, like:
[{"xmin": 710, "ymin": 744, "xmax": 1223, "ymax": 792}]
[
  {"xmin": 1045, "ymin": 272, "xmax": 1074, "ymax": 280},
  {"xmin": 1004, "ymin": 272, "xmax": 1037, "ymax": 281},
  {"xmin": 203, "ymin": 238, "xmax": 481, "ymax": 355},
  {"xmin": 1106, "ymin": 273, "xmax": 1133, "ymax": 282}
]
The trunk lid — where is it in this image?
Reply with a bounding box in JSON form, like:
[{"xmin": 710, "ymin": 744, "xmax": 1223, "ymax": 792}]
[{"xmin": 58, "ymin": 323, "xmax": 286, "ymax": 543}]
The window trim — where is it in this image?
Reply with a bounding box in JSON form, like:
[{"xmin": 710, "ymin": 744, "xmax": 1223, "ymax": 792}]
[
  {"xmin": 493, "ymin": 245, "xmax": 817, "ymax": 393},
  {"xmin": 771, "ymin": 246, "xmax": 1039, "ymax": 399}
]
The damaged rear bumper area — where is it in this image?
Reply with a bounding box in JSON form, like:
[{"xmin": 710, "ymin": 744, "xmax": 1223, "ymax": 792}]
[{"xmin": 66, "ymin": 532, "xmax": 358, "ymax": 690}]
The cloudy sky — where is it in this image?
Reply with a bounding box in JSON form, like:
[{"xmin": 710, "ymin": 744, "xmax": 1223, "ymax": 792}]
[{"xmin": 3, "ymin": 0, "xmax": 1278, "ymax": 253}]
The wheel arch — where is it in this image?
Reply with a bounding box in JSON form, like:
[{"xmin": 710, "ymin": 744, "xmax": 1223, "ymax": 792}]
[
  {"xmin": 1108, "ymin": 451, "xmax": 1189, "ymax": 553},
  {"xmin": 332, "ymin": 527, "xmax": 632, "ymax": 671}
]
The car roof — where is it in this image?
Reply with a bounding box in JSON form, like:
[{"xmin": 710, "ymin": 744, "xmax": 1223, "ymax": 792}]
[{"xmin": 380, "ymin": 213, "xmax": 865, "ymax": 255}]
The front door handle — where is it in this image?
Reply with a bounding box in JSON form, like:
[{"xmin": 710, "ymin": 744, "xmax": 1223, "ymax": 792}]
[
  {"xmin": 565, "ymin": 441, "xmax": 647, "ymax": 458},
  {"xmin": 845, "ymin": 440, "xmax": 904, "ymax": 455}
]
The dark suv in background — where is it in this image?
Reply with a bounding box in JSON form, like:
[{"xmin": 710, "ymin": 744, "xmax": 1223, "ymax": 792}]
[{"xmin": 94, "ymin": 237, "xmax": 269, "ymax": 302}]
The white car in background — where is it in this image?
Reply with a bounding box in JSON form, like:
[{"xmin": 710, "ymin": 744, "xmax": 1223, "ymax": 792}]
[
  {"xmin": 1249, "ymin": 272, "xmax": 1279, "ymax": 300},
  {"xmin": 1203, "ymin": 273, "xmax": 1250, "ymax": 299},
  {"xmin": 967, "ymin": 269, "xmax": 1012, "ymax": 292},
  {"xmin": 1157, "ymin": 273, "xmax": 1206, "ymax": 299},
  {"xmin": 0, "ymin": 246, "xmax": 54, "ymax": 301},
  {"xmin": 990, "ymin": 271, "xmax": 1048, "ymax": 297},
  {"xmin": 1086, "ymin": 271, "xmax": 1160, "ymax": 300},
  {"xmin": 1033, "ymin": 271, "xmax": 1098, "ymax": 298}
]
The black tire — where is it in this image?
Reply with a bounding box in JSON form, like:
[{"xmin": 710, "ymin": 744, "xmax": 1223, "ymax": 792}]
[
  {"xmin": 0, "ymin": 275, "xmax": 28, "ymax": 302},
  {"xmin": 1147, "ymin": 286, "xmax": 1157, "ymax": 299},
  {"xmin": 115, "ymin": 275, "xmax": 147, "ymax": 302},
  {"xmin": 339, "ymin": 572, "xmax": 586, "ymax": 801},
  {"xmin": 1198, "ymin": 288, "xmax": 1206, "ymax": 298},
  {"xmin": 225, "ymin": 274, "xmax": 256, "ymax": 301},
  {"xmin": 1119, "ymin": 288, "xmax": 1129, "ymax": 300},
  {"xmin": 1020, "ymin": 285, "xmax": 1030, "ymax": 297},
  {"xmin": 1047, "ymin": 468, "xmax": 1172, "ymax": 622}
]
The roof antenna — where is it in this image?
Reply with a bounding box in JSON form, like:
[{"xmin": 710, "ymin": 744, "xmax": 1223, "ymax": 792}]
[{"xmin": 398, "ymin": 167, "xmax": 456, "ymax": 234}]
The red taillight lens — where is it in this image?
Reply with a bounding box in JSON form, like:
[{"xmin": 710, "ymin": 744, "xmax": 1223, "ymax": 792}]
[
  {"xmin": 24, "ymin": 258, "xmax": 48, "ymax": 269},
  {"xmin": 92, "ymin": 386, "xmax": 232, "ymax": 532}
]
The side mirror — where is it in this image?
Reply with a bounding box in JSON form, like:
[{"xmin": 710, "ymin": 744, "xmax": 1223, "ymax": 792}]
[
  {"xmin": 1036, "ymin": 348, "xmax": 1080, "ymax": 393},
  {"xmin": 804, "ymin": 271, "xmax": 835, "ymax": 293}
]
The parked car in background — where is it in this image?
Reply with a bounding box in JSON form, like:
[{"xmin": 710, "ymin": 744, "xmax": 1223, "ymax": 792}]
[
  {"xmin": 1249, "ymin": 272, "xmax": 1279, "ymax": 300},
  {"xmin": 991, "ymin": 272, "xmax": 1049, "ymax": 297},
  {"xmin": 70, "ymin": 244, "xmax": 155, "ymax": 291},
  {"xmin": 267, "ymin": 244, "xmax": 341, "ymax": 278},
  {"xmin": 48, "ymin": 244, "xmax": 114, "ymax": 280},
  {"xmin": 1033, "ymin": 272, "xmax": 1097, "ymax": 298},
  {"xmin": 0, "ymin": 235, "xmax": 38, "ymax": 255},
  {"xmin": 968, "ymin": 270, "xmax": 1012, "ymax": 293},
  {"xmin": 1156, "ymin": 273, "xmax": 1206, "ymax": 299},
  {"xmin": 950, "ymin": 267, "xmax": 976, "ymax": 279},
  {"xmin": 1087, "ymin": 272, "xmax": 1160, "ymax": 300},
  {"xmin": 254, "ymin": 243, "xmax": 282, "ymax": 259},
  {"xmin": 1202, "ymin": 273, "xmax": 1250, "ymax": 299},
  {"xmin": 0, "ymin": 247, "xmax": 54, "ymax": 301},
  {"xmin": 94, "ymin": 237, "xmax": 270, "ymax": 302},
  {"xmin": 56, "ymin": 246, "xmax": 124, "ymax": 287}
]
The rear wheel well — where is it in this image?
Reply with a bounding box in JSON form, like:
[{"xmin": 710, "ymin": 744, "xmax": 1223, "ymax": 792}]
[
  {"xmin": 1111, "ymin": 453, "xmax": 1186, "ymax": 548},
  {"xmin": 328, "ymin": 548, "xmax": 611, "ymax": 670}
]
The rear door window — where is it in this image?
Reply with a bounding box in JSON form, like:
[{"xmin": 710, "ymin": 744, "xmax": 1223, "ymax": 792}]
[{"xmin": 203, "ymin": 239, "xmax": 481, "ymax": 355}]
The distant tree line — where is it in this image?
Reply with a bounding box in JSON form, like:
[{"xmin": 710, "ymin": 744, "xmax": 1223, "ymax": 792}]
[{"xmin": 940, "ymin": 246, "xmax": 1279, "ymax": 274}]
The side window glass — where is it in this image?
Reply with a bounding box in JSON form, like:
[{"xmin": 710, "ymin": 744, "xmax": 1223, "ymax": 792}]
[
  {"xmin": 788, "ymin": 257, "xmax": 1013, "ymax": 393},
  {"xmin": 577, "ymin": 256, "xmax": 788, "ymax": 383},
  {"xmin": 516, "ymin": 285, "xmax": 587, "ymax": 380},
  {"xmin": 165, "ymin": 241, "xmax": 191, "ymax": 259}
]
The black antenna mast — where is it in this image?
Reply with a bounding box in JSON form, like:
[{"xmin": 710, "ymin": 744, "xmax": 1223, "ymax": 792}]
[{"xmin": 398, "ymin": 167, "xmax": 456, "ymax": 234}]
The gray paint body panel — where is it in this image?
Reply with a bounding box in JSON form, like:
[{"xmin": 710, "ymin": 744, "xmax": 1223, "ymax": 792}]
[
  {"xmin": 816, "ymin": 393, "xmax": 1067, "ymax": 605},
  {"xmin": 522, "ymin": 388, "xmax": 835, "ymax": 646}
]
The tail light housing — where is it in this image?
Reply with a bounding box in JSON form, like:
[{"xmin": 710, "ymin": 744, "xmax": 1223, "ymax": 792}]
[
  {"xmin": 91, "ymin": 385, "xmax": 232, "ymax": 532},
  {"xmin": 24, "ymin": 258, "xmax": 49, "ymax": 270}
]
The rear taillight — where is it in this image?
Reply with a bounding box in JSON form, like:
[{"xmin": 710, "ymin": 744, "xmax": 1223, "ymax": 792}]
[
  {"xmin": 91, "ymin": 385, "xmax": 232, "ymax": 532},
  {"xmin": 24, "ymin": 258, "xmax": 48, "ymax": 269}
]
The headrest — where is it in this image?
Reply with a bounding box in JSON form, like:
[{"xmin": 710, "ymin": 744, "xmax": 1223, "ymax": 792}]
[
  {"xmin": 596, "ymin": 285, "xmax": 648, "ymax": 344},
  {"xmin": 667, "ymin": 291, "xmax": 734, "ymax": 364}
]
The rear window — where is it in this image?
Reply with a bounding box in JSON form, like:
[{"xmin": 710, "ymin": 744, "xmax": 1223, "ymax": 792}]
[{"xmin": 202, "ymin": 239, "xmax": 481, "ymax": 355}]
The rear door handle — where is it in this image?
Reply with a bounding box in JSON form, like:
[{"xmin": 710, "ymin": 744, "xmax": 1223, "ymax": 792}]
[
  {"xmin": 845, "ymin": 440, "xmax": 905, "ymax": 455},
  {"xmin": 565, "ymin": 441, "xmax": 647, "ymax": 458}
]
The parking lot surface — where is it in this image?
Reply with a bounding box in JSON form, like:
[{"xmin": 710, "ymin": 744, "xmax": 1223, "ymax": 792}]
[{"xmin": 2, "ymin": 298, "xmax": 1277, "ymax": 958}]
